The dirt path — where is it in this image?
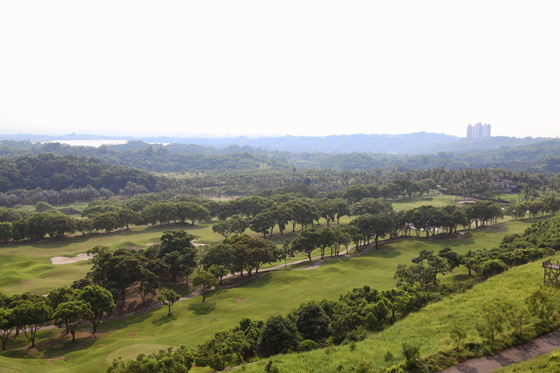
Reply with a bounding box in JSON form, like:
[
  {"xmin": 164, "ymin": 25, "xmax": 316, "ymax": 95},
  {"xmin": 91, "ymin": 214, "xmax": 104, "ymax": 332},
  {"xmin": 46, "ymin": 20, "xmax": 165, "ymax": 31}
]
[{"xmin": 440, "ymin": 328, "xmax": 560, "ymax": 373}]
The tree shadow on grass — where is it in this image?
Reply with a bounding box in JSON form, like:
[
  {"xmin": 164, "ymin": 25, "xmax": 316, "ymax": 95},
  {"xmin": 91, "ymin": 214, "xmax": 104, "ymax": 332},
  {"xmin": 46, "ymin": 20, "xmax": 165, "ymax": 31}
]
[
  {"xmin": 450, "ymin": 274, "xmax": 473, "ymax": 283},
  {"xmin": 243, "ymin": 272, "xmax": 272, "ymax": 289},
  {"xmin": 366, "ymin": 247, "xmax": 403, "ymax": 259},
  {"xmin": 4, "ymin": 330, "xmax": 100, "ymax": 359},
  {"xmin": 188, "ymin": 302, "xmax": 216, "ymax": 315},
  {"xmin": 152, "ymin": 314, "xmax": 177, "ymax": 326}
]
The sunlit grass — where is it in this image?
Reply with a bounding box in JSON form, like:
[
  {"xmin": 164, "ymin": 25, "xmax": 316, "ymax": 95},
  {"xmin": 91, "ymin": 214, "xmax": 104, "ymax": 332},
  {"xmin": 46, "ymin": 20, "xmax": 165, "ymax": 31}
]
[{"xmin": 0, "ymin": 217, "xmax": 533, "ymax": 372}]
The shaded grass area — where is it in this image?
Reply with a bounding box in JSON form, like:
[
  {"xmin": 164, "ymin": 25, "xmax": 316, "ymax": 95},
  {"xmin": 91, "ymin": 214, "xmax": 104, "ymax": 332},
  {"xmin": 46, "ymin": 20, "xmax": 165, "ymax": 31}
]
[
  {"xmin": 0, "ymin": 218, "xmax": 532, "ymax": 372},
  {"xmin": 244, "ymin": 254, "xmax": 560, "ymax": 372}
]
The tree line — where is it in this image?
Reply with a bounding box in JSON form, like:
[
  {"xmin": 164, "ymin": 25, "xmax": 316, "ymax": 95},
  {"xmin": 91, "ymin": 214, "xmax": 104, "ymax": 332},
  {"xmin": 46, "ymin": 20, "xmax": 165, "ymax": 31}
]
[
  {"xmin": 0, "ymin": 284, "xmax": 115, "ymax": 350},
  {"xmin": 0, "ymin": 186, "xmax": 513, "ymax": 244}
]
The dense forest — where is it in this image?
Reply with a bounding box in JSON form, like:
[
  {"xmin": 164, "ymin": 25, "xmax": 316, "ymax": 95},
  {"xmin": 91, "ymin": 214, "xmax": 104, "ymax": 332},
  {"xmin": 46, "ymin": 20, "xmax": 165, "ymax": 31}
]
[
  {"xmin": 0, "ymin": 154, "xmax": 157, "ymax": 193},
  {"xmin": 1, "ymin": 138, "xmax": 560, "ymax": 173}
]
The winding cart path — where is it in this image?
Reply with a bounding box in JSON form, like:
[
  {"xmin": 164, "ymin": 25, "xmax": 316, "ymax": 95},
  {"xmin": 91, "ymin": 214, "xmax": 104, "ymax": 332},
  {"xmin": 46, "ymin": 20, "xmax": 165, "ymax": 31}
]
[{"xmin": 440, "ymin": 327, "xmax": 560, "ymax": 372}]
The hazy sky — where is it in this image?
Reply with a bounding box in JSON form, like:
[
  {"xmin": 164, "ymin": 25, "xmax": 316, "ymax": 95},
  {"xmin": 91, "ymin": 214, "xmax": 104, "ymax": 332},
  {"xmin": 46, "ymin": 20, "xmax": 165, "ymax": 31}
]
[{"xmin": 1, "ymin": 1, "xmax": 559, "ymax": 138}]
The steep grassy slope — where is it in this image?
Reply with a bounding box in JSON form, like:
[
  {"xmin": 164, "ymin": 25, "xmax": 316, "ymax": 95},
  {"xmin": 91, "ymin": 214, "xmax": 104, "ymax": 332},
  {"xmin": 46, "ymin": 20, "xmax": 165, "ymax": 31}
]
[{"xmin": 244, "ymin": 255, "xmax": 560, "ymax": 372}]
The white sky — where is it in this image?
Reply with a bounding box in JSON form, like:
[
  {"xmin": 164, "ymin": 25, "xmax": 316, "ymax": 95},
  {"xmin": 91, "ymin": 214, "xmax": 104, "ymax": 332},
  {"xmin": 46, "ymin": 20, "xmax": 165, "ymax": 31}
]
[{"xmin": 1, "ymin": 1, "xmax": 559, "ymax": 138}]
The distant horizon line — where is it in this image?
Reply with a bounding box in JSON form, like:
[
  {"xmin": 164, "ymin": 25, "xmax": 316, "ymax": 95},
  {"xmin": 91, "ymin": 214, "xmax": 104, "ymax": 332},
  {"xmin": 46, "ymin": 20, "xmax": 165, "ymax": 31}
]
[{"xmin": 0, "ymin": 131, "xmax": 553, "ymax": 141}]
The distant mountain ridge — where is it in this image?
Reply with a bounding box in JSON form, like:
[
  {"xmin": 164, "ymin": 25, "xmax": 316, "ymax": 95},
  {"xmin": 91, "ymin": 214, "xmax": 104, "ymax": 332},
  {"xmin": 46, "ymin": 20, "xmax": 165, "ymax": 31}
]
[{"xmin": 0, "ymin": 132, "xmax": 552, "ymax": 155}]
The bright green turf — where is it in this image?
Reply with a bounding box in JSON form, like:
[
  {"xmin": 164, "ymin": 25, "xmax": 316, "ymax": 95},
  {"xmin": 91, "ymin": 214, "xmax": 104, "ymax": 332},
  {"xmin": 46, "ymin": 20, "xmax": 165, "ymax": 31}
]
[
  {"xmin": 0, "ymin": 223, "xmax": 224, "ymax": 295},
  {"xmin": 244, "ymin": 254, "xmax": 560, "ymax": 372},
  {"xmin": 0, "ymin": 217, "xmax": 533, "ymax": 372},
  {"xmin": 391, "ymin": 194, "xmax": 455, "ymax": 211}
]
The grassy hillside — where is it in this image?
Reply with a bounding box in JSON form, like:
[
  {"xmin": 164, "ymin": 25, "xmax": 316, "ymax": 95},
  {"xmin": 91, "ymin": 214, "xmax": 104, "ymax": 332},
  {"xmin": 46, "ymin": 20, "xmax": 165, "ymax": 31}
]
[{"xmin": 243, "ymin": 254, "xmax": 560, "ymax": 372}]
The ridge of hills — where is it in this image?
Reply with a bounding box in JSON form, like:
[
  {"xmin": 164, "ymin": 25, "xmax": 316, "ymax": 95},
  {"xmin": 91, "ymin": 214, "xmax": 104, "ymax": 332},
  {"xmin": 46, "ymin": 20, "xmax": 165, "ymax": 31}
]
[{"xmin": 0, "ymin": 132, "xmax": 553, "ymax": 155}]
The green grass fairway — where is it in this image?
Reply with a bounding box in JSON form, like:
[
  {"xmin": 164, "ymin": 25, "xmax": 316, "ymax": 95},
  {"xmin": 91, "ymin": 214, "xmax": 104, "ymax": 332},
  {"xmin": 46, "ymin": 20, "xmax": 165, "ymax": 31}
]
[
  {"xmin": 391, "ymin": 194, "xmax": 454, "ymax": 211},
  {"xmin": 0, "ymin": 195, "xmax": 463, "ymax": 295},
  {"xmin": 0, "ymin": 222, "xmax": 224, "ymax": 295},
  {"xmin": 244, "ymin": 254, "xmax": 560, "ymax": 372},
  {"xmin": 0, "ymin": 218, "xmax": 534, "ymax": 372}
]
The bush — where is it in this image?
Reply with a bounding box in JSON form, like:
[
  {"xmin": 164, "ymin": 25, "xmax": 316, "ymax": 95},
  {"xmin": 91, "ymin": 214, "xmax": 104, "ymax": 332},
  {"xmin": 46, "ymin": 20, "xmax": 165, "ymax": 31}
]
[
  {"xmin": 402, "ymin": 343, "xmax": 420, "ymax": 370},
  {"xmin": 480, "ymin": 259, "xmax": 508, "ymax": 278},
  {"xmin": 299, "ymin": 339, "xmax": 318, "ymax": 351}
]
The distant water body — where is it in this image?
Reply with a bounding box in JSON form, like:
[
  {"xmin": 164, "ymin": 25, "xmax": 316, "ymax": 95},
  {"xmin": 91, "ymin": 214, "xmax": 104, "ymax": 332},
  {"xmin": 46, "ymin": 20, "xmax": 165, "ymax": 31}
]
[
  {"xmin": 44, "ymin": 140, "xmax": 169, "ymax": 147},
  {"xmin": 44, "ymin": 139, "xmax": 129, "ymax": 147}
]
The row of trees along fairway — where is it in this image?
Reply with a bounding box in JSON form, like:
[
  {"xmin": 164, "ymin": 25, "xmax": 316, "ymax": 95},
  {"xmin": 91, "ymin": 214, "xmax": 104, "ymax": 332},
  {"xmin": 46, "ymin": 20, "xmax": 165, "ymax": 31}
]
[{"xmin": 0, "ymin": 285, "xmax": 115, "ymax": 349}]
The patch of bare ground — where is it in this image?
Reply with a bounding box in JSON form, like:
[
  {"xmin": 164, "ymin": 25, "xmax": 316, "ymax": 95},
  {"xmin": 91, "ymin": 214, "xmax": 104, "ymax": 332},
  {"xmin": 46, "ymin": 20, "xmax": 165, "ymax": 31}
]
[{"xmin": 235, "ymin": 297, "xmax": 245, "ymax": 302}]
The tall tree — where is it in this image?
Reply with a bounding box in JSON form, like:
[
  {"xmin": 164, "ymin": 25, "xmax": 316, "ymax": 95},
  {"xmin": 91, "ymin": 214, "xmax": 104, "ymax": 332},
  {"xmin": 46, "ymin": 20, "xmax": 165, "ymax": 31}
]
[
  {"xmin": 14, "ymin": 299, "xmax": 53, "ymax": 347},
  {"xmin": 192, "ymin": 271, "xmax": 218, "ymax": 303},
  {"xmin": 158, "ymin": 289, "xmax": 181, "ymax": 315},
  {"xmin": 79, "ymin": 285, "xmax": 116, "ymax": 335},
  {"xmin": 54, "ymin": 300, "xmax": 91, "ymax": 342}
]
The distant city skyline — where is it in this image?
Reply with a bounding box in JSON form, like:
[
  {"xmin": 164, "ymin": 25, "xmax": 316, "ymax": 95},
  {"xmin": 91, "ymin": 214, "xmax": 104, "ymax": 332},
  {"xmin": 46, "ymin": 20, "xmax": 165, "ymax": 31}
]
[
  {"xmin": 1, "ymin": 1, "xmax": 559, "ymax": 139},
  {"xmin": 467, "ymin": 123, "xmax": 491, "ymax": 139}
]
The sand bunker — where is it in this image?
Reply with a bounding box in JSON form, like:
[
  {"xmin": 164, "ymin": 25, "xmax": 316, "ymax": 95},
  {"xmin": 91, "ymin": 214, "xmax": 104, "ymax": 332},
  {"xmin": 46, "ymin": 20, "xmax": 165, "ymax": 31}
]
[{"xmin": 50, "ymin": 253, "xmax": 93, "ymax": 265}]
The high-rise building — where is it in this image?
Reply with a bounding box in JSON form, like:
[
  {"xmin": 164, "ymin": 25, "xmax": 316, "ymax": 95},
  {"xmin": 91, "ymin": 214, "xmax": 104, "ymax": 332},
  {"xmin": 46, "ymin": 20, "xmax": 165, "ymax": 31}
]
[{"xmin": 466, "ymin": 123, "xmax": 491, "ymax": 139}]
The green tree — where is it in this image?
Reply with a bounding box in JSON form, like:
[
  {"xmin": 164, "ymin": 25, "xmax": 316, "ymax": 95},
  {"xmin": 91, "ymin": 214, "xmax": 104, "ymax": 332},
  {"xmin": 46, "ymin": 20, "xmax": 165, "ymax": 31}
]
[
  {"xmin": 212, "ymin": 215, "xmax": 248, "ymax": 238},
  {"xmin": 477, "ymin": 301, "xmax": 505, "ymax": 345},
  {"xmin": 14, "ymin": 299, "xmax": 53, "ymax": 347},
  {"xmin": 136, "ymin": 268, "xmax": 159, "ymax": 304},
  {"xmin": 202, "ymin": 243, "xmax": 238, "ymax": 275},
  {"xmin": 76, "ymin": 218, "xmax": 94, "ymax": 236},
  {"xmin": 0, "ymin": 308, "xmax": 16, "ymax": 351},
  {"xmin": 47, "ymin": 286, "xmax": 77, "ymax": 334},
  {"xmin": 208, "ymin": 264, "xmax": 228, "ymax": 285},
  {"xmin": 291, "ymin": 228, "xmax": 320, "ymax": 262},
  {"xmin": 0, "ymin": 222, "xmax": 13, "ymax": 242},
  {"xmin": 479, "ymin": 259, "xmax": 507, "ymax": 278},
  {"xmin": 79, "ymin": 285, "xmax": 116, "ymax": 334},
  {"xmin": 193, "ymin": 271, "xmax": 218, "ymax": 303},
  {"xmin": 350, "ymin": 198, "xmax": 392, "ymax": 216},
  {"xmin": 159, "ymin": 230, "xmax": 195, "ymax": 256},
  {"xmin": 108, "ymin": 346, "xmax": 193, "ymax": 373},
  {"xmin": 54, "ymin": 300, "xmax": 91, "ymax": 342},
  {"xmin": 449, "ymin": 324, "xmax": 467, "ymax": 352},
  {"xmin": 257, "ymin": 315, "xmax": 299, "ymax": 357},
  {"xmin": 158, "ymin": 289, "xmax": 181, "ymax": 315},
  {"xmin": 92, "ymin": 211, "xmax": 120, "ymax": 233},
  {"xmin": 227, "ymin": 234, "xmax": 281, "ymax": 276},
  {"xmin": 175, "ymin": 201, "xmax": 210, "ymax": 225},
  {"xmin": 34, "ymin": 201, "xmax": 54, "ymax": 212},
  {"xmin": 250, "ymin": 211, "xmax": 276, "ymax": 237},
  {"xmin": 295, "ymin": 303, "xmax": 331, "ymax": 342},
  {"xmin": 525, "ymin": 285, "xmax": 558, "ymax": 323}
]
